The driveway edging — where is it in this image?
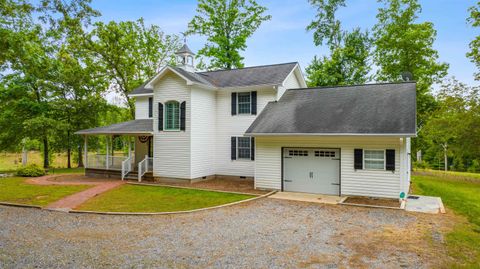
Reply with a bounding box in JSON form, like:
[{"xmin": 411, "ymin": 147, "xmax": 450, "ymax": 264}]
[
  {"xmin": 0, "ymin": 202, "xmax": 42, "ymax": 209},
  {"xmin": 127, "ymin": 181, "xmax": 265, "ymax": 196},
  {"xmin": 68, "ymin": 190, "xmax": 277, "ymax": 216}
]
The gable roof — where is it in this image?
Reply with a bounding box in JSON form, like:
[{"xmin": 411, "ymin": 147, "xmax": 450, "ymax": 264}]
[
  {"xmin": 245, "ymin": 82, "xmax": 417, "ymax": 136},
  {"xmin": 75, "ymin": 119, "xmax": 153, "ymax": 135},
  {"xmin": 129, "ymin": 62, "xmax": 302, "ymax": 95}
]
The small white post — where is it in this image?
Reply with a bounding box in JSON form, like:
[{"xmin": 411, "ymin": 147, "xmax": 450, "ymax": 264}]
[
  {"xmin": 145, "ymin": 154, "xmax": 148, "ymax": 172},
  {"xmin": 128, "ymin": 136, "xmax": 132, "ymax": 158},
  {"xmin": 106, "ymin": 136, "xmax": 109, "ymax": 170},
  {"xmin": 84, "ymin": 135, "xmax": 88, "ymax": 169}
]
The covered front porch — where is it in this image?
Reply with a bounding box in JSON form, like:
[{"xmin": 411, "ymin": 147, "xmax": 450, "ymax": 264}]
[{"xmin": 75, "ymin": 119, "xmax": 154, "ymax": 181}]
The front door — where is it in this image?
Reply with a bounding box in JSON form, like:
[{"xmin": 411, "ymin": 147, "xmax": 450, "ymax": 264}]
[{"xmin": 283, "ymin": 148, "xmax": 340, "ymax": 195}]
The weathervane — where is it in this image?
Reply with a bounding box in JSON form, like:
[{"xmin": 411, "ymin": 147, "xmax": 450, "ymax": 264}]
[{"xmin": 180, "ymin": 32, "xmax": 187, "ymax": 44}]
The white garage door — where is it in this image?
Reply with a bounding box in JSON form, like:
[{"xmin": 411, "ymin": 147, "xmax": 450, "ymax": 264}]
[{"xmin": 283, "ymin": 148, "xmax": 340, "ymax": 195}]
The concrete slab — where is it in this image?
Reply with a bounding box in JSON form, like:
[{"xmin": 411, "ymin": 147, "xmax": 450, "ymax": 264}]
[
  {"xmin": 269, "ymin": 191, "xmax": 345, "ymax": 204},
  {"xmin": 405, "ymin": 195, "xmax": 445, "ymax": 214}
]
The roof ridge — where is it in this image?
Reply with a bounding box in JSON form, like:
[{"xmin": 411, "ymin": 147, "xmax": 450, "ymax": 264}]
[
  {"xmin": 288, "ymin": 81, "xmax": 416, "ymax": 91},
  {"xmin": 197, "ymin": 62, "xmax": 298, "ymax": 74}
]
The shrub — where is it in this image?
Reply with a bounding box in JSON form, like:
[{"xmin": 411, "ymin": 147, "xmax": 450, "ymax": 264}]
[
  {"xmin": 413, "ymin": 160, "xmax": 429, "ymax": 170},
  {"xmin": 16, "ymin": 164, "xmax": 46, "ymax": 177},
  {"xmin": 468, "ymin": 160, "xmax": 480, "ymax": 173}
]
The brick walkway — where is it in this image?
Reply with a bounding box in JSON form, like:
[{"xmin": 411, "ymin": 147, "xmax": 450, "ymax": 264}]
[
  {"xmin": 45, "ymin": 181, "xmax": 125, "ymax": 211},
  {"xmin": 26, "ymin": 174, "xmax": 125, "ymax": 211}
]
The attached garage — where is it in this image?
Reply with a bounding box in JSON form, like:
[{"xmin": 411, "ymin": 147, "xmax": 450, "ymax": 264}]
[
  {"xmin": 283, "ymin": 148, "xmax": 340, "ymax": 195},
  {"xmin": 245, "ymin": 83, "xmax": 417, "ymax": 199}
]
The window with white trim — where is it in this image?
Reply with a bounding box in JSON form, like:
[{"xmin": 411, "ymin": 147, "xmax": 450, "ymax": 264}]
[
  {"xmin": 164, "ymin": 101, "xmax": 180, "ymax": 130},
  {"xmin": 237, "ymin": 92, "xmax": 251, "ymax": 114},
  {"xmin": 237, "ymin": 137, "xmax": 251, "ymax": 159},
  {"xmin": 364, "ymin": 150, "xmax": 385, "ymax": 170}
]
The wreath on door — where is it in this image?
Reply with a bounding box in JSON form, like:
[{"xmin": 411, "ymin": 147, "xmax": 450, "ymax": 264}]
[{"xmin": 138, "ymin": 136, "xmax": 149, "ymax": 143}]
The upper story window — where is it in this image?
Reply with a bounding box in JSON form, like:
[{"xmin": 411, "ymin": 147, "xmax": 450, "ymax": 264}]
[
  {"xmin": 231, "ymin": 91, "xmax": 257, "ymax": 116},
  {"xmin": 237, "ymin": 92, "xmax": 251, "ymax": 114},
  {"xmin": 165, "ymin": 101, "xmax": 180, "ymax": 130}
]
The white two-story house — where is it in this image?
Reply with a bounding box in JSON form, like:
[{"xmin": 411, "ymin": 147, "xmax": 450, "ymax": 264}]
[{"xmin": 77, "ymin": 44, "xmax": 416, "ymax": 199}]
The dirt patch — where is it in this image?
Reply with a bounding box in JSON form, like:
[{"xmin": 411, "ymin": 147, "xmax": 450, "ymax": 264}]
[
  {"xmin": 147, "ymin": 178, "xmax": 268, "ymax": 195},
  {"xmin": 344, "ymin": 196, "xmax": 401, "ymax": 208}
]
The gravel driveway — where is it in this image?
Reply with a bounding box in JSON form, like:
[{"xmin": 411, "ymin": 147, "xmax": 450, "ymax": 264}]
[{"xmin": 0, "ymin": 199, "xmax": 449, "ymax": 268}]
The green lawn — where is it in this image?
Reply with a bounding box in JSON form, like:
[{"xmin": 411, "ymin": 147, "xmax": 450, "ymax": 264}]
[
  {"xmin": 77, "ymin": 184, "xmax": 255, "ymax": 213},
  {"xmin": 0, "ymin": 177, "xmax": 90, "ymax": 206},
  {"xmin": 412, "ymin": 171, "xmax": 480, "ymax": 268},
  {"xmin": 48, "ymin": 167, "xmax": 85, "ymax": 174}
]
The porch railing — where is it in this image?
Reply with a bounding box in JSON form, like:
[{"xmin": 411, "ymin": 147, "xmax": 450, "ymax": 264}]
[
  {"xmin": 87, "ymin": 154, "xmax": 128, "ymax": 171},
  {"xmin": 138, "ymin": 155, "xmax": 153, "ymax": 182},
  {"xmin": 121, "ymin": 156, "xmax": 133, "ymax": 180}
]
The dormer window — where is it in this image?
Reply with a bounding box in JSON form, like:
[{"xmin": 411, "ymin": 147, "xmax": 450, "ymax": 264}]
[{"xmin": 165, "ymin": 101, "xmax": 180, "ymax": 130}]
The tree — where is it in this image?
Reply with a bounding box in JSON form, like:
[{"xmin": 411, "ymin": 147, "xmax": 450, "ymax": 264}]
[
  {"xmin": 467, "ymin": 1, "xmax": 480, "ymax": 80},
  {"xmin": 188, "ymin": 0, "xmax": 271, "ymax": 70},
  {"xmin": 84, "ymin": 19, "xmax": 181, "ymax": 118},
  {"xmin": 373, "ymin": 0, "xmax": 448, "ymax": 118},
  {"xmin": 305, "ymin": 0, "xmax": 371, "ymax": 86}
]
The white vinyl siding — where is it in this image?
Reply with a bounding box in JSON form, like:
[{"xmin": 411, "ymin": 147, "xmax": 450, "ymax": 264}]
[
  {"xmin": 254, "ymin": 136, "xmax": 406, "ymax": 199},
  {"xmin": 134, "ymin": 96, "xmax": 150, "ymax": 119},
  {"xmin": 215, "ymin": 88, "xmax": 275, "ymax": 177},
  {"xmin": 152, "ymin": 72, "xmax": 191, "ymax": 179},
  {"xmin": 190, "ymin": 87, "xmax": 216, "ymax": 178},
  {"xmin": 277, "ymin": 70, "xmax": 302, "ymax": 100}
]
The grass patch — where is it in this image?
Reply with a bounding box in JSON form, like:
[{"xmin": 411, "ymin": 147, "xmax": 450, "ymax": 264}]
[
  {"xmin": 77, "ymin": 184, "xmax": 255, "ymax": 213},
  {"xmin": 0, "ymin": 177, "xmax": 90, "ymax": 206},
  {"xmin": 412, "ymin": 172, "xmax": 480, "ymax": 267},
  {"xmin": 48, "ymin": 167, "xmax": 85, "ymax": 174}
]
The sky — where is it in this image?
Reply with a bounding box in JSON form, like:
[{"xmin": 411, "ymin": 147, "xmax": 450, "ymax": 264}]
[{"xmin": 90, "ymin": 0, "xmax": 479, "ymax": 88}]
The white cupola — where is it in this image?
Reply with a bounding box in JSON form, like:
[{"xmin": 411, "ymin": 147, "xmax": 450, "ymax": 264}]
[{"xmin": 175, "ymin": 43, "xmax": 196, "ymax": 72}]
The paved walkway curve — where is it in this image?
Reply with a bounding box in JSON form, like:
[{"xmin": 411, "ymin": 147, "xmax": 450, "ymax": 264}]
[{"xmin": 26, "ymin": 174, "xmax": 125, "ymax": 211}]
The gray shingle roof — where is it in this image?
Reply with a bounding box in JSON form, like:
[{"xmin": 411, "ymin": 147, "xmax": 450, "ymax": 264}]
[
  {"xmin": 75, "ymin": 119, "xmax": 153, "ymax": 135},
  {"xmin": 198, "ymin": 62, "xmax": 298, "ymax": 88},
  {"xmin": 176, "ymin": 44, "xmax": 194, "ymax": 55},
  {"xmin": 245, "ymin": 82, "xmax": 417, "ymax": 135},
  {"xmin": 129, "ymin": 62, "xmax": 299, "ymax": 95}
]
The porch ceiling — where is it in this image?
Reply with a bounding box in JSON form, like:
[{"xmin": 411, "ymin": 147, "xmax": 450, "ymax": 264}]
[{"xmin": 75, "ymin": 119, "xmax": 153, "ymax": 135}]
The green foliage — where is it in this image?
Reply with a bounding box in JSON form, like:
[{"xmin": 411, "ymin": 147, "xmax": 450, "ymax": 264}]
[
  {"xmin": 373, "ymin": 0, "xmax": 448, "ymax": 118},
  {"xmin": 468, "ymin": 160, "xmax": 480, "ymax": 173},
  {"xmin": 413, "ymin": 160, "xmax": 428, "ymax": 170},
  {"xmin": 15, "ymin": 164, "xmax": 46, "ymax": 177},
  {"xmin": 467, "ymin": 2, "xmax": 480, "ymax": 80},
  {"xmin": 84, "ymin": 19, "xmax": 181, "ymax": 117},
  {"xmin": 188, "ymin": 0, "xmax": 271, "ymax": 70},
  {"xmin": 305, "ymin": 0, "xmax": 371, "ymax": 86},
  {"xmin": 421, "ymin": 78, "xmax": 480, "ymax": 172}
]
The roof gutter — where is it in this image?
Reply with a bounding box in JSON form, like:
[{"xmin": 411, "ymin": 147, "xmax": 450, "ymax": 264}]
[{"xmin": 244, "ymin": 133, "xmax": 417, "ymax": 137}]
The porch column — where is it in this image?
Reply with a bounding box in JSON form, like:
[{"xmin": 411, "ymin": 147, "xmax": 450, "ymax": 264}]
[
  {"xmin": 106, "ymin": 135, "xmax": 109, "ymax": 170},
  {"xmin": 128, "ymin": 136, "xmax": 132, "ymax": 158},
  {"xmin": 84, "ymin": 135, "xmax": 88, "ymax": 169}
]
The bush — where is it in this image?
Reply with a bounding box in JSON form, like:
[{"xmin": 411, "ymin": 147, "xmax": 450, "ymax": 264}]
[
  {"xmin": 16, "ymin": 164, "xmax": 46, "ymax": 177},
  {"xmin": 468, "ymin": 160, "xmax": 480, "ymax": 173},
  {"xmin": 413, "ymin": 160, "xmax": 429, "ymax": 170}
]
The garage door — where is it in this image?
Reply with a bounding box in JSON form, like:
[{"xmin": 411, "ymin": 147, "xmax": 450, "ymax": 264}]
[{"xmin": 283, "ymin": 148, "xmax": 340, "ymax": 195}]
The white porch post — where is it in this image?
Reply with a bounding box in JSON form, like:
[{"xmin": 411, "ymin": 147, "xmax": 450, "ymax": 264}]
[
  {"xmin": 145, "ymin": 154, "xmax": 148, "ymax": 171},
  {"xmin": 84, "ymin": 135, "xmax": 88, "ymax": 169},
  {"xmin": 106, "ymin": 135, "xmax": 109, "ymax": 170},
  {"xmin": 128, "ymin": 136, "xmax": 132, "ymax": 158}
]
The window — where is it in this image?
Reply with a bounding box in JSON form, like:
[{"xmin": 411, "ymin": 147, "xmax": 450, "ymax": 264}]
[
  {"xmin": 165, "ymin": 101, "xmax": 180, "ymax": 130},
  {"xmin": 315, "ymin": 150, "xmax": 335, "ymax": 157},
  {"xmin": 364, "ymin": 150, "xmax": 385, "ymax": 170},
  {"xmin": 237, "ymin": 92, "xmax": 251, "ymax": 114},
  {"xmin": 289, "ymin": 150, "xmax": 308, "ymax": 156},
  {"xmin": 237, "ymin": 137, "xmax": 251, "ymax": 159}
]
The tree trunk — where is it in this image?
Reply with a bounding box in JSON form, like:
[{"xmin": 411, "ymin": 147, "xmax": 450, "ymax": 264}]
[
  {"xmin": 444, "ymin": 144, "xmax": 448, "ymax": 172},
  {"xmin": 22, "ymin": 145, "xmax": 27, "ymax": 166},
  {"xmin": 43, "ymin": 137, "xmax": 49, "ymax": 168},
  {"xmin": 78, "ymin": 142, "xmax": 84, "ymax": 168},
  {"xmin": 67, "ymin": 130, "xmax": 71, "ymax": 168}
]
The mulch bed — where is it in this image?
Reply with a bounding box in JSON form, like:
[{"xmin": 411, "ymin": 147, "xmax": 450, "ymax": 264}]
[
  {"xmin": 147, "ymin": 178, "xmax": 269, "ymax": 195},
  {"xmin": 343, "ymin": 196, "xmax": 401, "ymax": 208}
]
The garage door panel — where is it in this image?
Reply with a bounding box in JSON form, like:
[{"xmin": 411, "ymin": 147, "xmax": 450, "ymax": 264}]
[{"xmin": 283, "ymin": 148, "xmax": 340, "ymax": 195}]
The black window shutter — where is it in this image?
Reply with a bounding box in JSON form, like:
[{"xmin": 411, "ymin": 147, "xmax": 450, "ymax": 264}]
[
  {"xmin": 148, "ymin": 97, "xmax": 153, "ymax": 118},
  {"xmin": 158, "ymin": 102, "xmax": 163, "ymax": 131},
  {"xmin": 231, "ymin": 137, "xmax": 237, "ymax": 160},
  {"xmin": 386, "ymin": 149, "xmax": 395, "ymax": 171},
  {"xmin": 354, "ymin": 149, "xmax": 363, "ymax": 169},
  {"xmin": 180, "ymin": 101, "xmax": 186, "ymax": 131},
  {"xmin": 231, "ymin": 92, "xmax": 237, "ymax": 115},
  {"xmin": 250, "ymin": 137, "xmax": 255, "ymax": 160},
  {"xmin": 251, "ymin": 91, "xmax": 257, "ymax": 115}
]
